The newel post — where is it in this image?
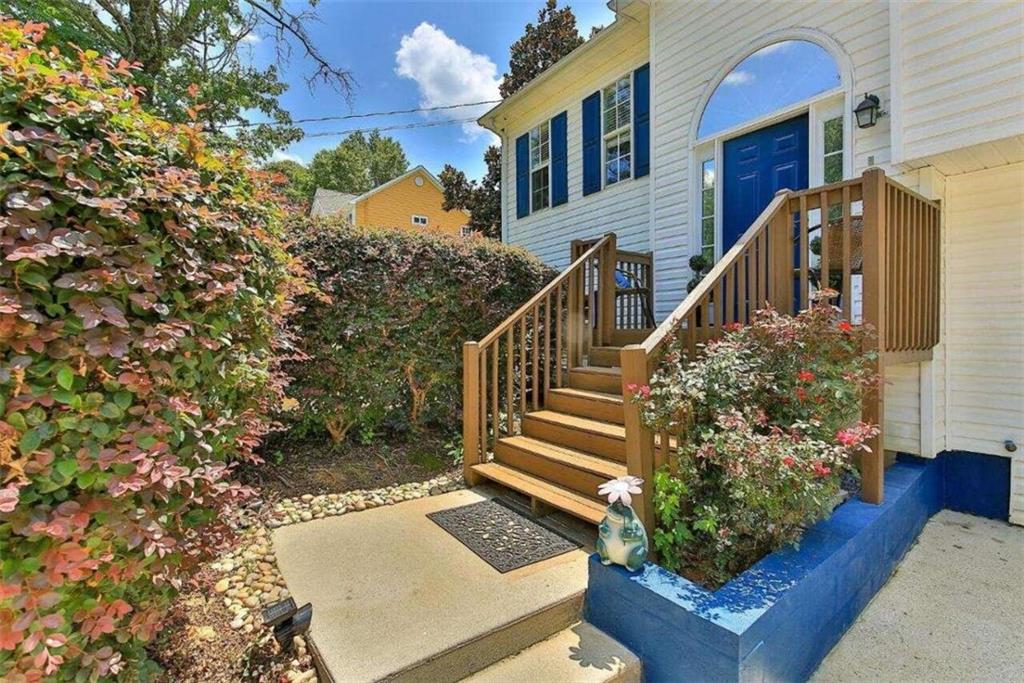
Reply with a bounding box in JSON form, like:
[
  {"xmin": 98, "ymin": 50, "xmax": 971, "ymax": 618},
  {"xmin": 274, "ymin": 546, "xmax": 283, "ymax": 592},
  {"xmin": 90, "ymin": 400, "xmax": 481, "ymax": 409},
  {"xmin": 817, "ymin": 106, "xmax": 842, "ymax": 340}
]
[
  {"xmin": 462, "ymin": 341, "xmax": 482, "ymax": 486},
  {"xmin": 620, "ymin": 345, "xmax": 655, "ymax": 531},
  {"xmin": 860, "ymin": 168, "xmax": 887, "ymax": 504},
  {"xmin": 599, "ymin": 233, "xmax": 617, "ymax": 345}
]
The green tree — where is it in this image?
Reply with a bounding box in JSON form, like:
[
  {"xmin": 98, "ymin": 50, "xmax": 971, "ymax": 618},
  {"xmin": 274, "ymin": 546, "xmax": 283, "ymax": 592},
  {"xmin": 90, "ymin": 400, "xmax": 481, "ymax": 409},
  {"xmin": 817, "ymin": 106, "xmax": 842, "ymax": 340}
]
[
  {"xmin": 499, "ymin": 0, "xmax": 585, "ymax": 98},
  {"xmin": 308, "ymin": 131, "xmax": 409, "ymax": 195},
  {"xmin": 1, "ymin": 0, "xmax": 354, "ymax": 158},
  {"xmin": 440, "ymin": 146, "xmax": 502, "ymax": 238},
  {"xmin": 264, "ymin": 159, "xmax": 314, "ymax": 208}
]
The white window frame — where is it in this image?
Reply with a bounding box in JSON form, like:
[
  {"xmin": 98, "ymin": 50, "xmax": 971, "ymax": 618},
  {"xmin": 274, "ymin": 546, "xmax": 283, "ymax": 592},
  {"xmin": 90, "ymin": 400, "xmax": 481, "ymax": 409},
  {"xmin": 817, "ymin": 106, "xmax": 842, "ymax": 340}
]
[
  {"xmin": 602, "ymin": 73, "xmax": 633, "ymax": 188},
  {"xmin": 528, "ymin": 120, "xmax": 551, "ymax": 213},
  {"xmin": 460, "ymin": 225, "xmax": 473, "ymax": 238},
  {"xmin": 689, "ymin": 89, "xmax": 851, "ymax": 265},
  {"xmin": 412, "ymin": 214, "xmax": 428, "ymax": 227}
]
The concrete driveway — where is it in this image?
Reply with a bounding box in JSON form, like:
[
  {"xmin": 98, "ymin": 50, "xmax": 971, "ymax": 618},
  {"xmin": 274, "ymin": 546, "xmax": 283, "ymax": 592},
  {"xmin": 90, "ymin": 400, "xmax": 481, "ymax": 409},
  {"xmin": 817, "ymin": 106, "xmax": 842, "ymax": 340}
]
[{"xmin": 812, "ymin": 510, "xmax": 1024, "ymax": 682}]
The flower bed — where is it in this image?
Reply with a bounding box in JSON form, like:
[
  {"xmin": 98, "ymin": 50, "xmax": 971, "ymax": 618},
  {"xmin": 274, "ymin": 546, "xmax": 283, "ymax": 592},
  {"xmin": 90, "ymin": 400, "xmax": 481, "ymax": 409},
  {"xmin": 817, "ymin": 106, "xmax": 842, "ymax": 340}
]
[{"xmin": 634, "ymin": 299, "xmax": 878, "ymax": 587}]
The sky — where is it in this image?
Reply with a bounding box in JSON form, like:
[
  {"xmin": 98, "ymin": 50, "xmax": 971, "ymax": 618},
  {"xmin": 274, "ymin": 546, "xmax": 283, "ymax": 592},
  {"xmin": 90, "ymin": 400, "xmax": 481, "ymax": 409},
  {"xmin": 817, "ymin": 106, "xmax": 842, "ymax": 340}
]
[{"xmin": 245, "ymin": 1, "xmax": 616, "ymax": 180}]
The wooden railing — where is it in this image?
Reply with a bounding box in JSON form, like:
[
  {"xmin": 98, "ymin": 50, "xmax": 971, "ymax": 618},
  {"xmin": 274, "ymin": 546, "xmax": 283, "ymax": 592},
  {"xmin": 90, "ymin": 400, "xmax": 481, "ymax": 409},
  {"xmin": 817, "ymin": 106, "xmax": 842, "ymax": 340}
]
[
  {"xmin": 622, "ymin": 168, "xmax": 942, "ymax": 528},
  {"xmin": 462, "ymin": 233, "xmax": 618, "ymax": 481}
]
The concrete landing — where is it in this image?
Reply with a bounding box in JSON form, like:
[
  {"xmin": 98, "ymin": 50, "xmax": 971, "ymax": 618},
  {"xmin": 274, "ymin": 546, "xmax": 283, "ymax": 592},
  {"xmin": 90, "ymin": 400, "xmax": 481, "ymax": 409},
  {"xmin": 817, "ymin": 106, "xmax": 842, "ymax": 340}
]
[
  {"xmin": 812, "ymin": 510, "xmax": 1024, "ymax": 682},
  {"xmin": 466, "ymin": 622, "xmax": 640, "ymax": 683},
  {"xmin": 272, "ymin": 488, "xmax": 590, "ymax": 682}
]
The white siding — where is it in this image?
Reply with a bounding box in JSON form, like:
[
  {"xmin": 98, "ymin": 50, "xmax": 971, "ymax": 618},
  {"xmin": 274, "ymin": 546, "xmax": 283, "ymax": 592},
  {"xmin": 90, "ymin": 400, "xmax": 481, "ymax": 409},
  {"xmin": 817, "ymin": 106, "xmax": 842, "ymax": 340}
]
[
  {"xmin": 894, "ymin": 1, "xmax": 1024, "ymax": 164},
  {"xmin": 942, "ymin": 163, "xmax": 1024, "ymax": 522},
  {"xmin": 502, "ymin": 15, "xmax": 651, "ymax": 268},
  {"xmin": 650, "ymin": 0, "xmax": 894, "ymax": 318},
  {"xmin": 885, "ymin": 363, "xmax": 920, "ymax": 454}
]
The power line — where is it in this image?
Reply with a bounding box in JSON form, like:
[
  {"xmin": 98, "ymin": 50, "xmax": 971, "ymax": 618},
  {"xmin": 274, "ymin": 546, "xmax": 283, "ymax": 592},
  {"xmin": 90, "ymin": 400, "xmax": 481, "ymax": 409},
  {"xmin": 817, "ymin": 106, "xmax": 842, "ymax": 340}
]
[
  {"xmin": 223, "ymin": 99, "xmax": 500, "ymax": 129},
  {"xmin": 302, "ymin": 116, "xmax": 481, "ymax": 139}
]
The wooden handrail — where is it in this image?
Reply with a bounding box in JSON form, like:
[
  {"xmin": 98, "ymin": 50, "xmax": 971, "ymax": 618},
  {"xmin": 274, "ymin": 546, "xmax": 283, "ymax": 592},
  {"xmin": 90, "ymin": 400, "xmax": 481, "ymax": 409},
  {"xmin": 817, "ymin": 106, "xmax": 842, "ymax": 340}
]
[
  {"xmin": 641, "ymin": 191, "xmax": 791, "ymax": 356},
  {"xmin": 478, "ymin": 233, "xmax": 615, "ymax": 347},
  {"xmin": 464, "ymin": 232, "xmax": 618, "ymax": 483}
]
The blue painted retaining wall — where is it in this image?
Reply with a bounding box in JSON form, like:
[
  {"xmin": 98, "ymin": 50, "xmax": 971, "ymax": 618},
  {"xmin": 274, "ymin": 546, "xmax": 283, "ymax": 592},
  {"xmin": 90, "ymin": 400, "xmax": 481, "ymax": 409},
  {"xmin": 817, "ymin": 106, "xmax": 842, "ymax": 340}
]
[
  {"xmin": 586, "ymin": 457, "xmax": 947, "ymax": 682},
  {"xmin": 940, "ymin": 450, "xmax": 1011, "ymax": 521}
]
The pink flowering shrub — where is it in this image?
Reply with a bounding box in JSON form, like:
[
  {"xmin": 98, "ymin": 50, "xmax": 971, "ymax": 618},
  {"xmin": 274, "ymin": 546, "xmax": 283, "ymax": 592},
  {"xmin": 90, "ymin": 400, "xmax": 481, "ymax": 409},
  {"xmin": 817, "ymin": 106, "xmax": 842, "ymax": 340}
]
[
  {"xmin": 0, "ymin": 20, "xmax": 303, "ymax": 678},
  {"xmin": 635, "ymin": 298, "xmax": 878, "ymax": 588}
]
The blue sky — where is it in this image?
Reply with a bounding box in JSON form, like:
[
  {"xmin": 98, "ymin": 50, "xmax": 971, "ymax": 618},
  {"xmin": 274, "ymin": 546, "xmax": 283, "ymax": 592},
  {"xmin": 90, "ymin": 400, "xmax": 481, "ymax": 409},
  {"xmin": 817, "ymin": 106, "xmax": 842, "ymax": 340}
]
[{"xmin": 246, "ymin": 1, "xmax": 616, "ymax": 179}]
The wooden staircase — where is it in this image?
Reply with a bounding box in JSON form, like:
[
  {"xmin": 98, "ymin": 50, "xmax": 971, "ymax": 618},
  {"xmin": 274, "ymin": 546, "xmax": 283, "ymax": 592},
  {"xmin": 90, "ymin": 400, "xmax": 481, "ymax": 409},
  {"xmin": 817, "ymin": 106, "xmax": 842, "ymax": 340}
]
[
  {"xmin": 471, "ymin": 349, "xmax": 630, "ymax": 524},
  {"xmin": 463, "ymin": 169, "xmax": 943, "ymax": 528}
]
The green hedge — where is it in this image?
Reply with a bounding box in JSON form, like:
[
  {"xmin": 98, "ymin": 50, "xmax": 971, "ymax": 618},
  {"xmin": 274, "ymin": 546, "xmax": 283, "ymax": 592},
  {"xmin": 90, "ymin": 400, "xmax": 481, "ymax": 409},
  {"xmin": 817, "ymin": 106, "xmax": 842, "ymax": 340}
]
[{"xmin": 287, "ymin": 221, "xmax": 555, "ymax": 441}]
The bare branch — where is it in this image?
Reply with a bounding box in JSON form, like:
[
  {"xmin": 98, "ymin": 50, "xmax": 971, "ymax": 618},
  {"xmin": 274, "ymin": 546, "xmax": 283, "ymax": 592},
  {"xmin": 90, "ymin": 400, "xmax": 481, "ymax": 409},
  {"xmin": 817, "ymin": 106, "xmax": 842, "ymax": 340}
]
[{"xmin": 243, "ymin": 0, "xmax": 355, "ymax": 98}]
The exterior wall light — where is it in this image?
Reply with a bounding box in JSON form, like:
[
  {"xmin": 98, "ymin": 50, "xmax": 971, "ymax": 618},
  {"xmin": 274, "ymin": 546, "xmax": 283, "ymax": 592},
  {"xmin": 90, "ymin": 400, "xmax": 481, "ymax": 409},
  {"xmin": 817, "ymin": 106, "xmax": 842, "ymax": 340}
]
[{"xmin": 854, "ymin": 93, "xmax": 882, "ymax": 129}]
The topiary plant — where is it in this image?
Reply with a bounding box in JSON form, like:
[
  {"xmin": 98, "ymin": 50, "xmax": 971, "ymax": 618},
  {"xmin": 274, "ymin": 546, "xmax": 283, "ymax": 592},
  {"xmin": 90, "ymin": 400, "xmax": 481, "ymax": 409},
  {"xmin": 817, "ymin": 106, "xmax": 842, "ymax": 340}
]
[{"xmin": 0, "ymin": 19, "xmax": 303, "ymax": 678}]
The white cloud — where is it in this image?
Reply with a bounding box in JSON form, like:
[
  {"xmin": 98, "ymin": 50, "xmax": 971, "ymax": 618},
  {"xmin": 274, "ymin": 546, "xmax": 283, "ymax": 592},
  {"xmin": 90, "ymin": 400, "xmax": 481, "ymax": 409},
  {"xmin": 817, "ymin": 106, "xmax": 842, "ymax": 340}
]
[
  {"xmin": 240, "ymin": 32, "xmax": 262, "ymax": 44},
  {"xmin": 722, "ymin": 70, "xmax": 755, "ymax": 86},
  {"xmin": 270, "ymin": 150, "xmax": 304, "ymax": 164},
  {"xmin": 752, "ymin": 41, "xmax": 792, "ymax": 58},
  {"xmin": 394, "ymin": 22, "xmax": 500, "ymax": 142}
]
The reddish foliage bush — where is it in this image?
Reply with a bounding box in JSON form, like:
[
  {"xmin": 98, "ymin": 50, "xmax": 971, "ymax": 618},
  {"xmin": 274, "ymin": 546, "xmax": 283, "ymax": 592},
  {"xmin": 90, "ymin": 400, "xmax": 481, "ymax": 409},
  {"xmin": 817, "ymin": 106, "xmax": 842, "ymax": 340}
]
[{"xmin": 0, "ymin": 19, "xmax": 302, "ymax": 678}]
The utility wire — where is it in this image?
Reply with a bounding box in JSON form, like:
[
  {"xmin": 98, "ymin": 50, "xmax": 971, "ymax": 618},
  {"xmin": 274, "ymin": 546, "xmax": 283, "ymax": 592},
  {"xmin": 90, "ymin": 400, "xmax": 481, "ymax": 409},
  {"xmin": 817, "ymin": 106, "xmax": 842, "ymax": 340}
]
[
  {"xmin": 223, "ymin": 99, "xmax": 500, "ymax": 128},
  {"xmin": 302, "ymin": 116, "xmax": 481, "ymax": 139}
]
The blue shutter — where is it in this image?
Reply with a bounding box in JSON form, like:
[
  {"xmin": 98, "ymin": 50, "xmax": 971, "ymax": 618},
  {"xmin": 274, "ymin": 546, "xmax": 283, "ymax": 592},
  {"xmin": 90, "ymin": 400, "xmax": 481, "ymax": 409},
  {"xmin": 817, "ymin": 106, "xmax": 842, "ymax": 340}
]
[
  {"xmin": 581, "ymin": 92, "xmax": 602, "ymax": 196},
  {"xmin": 550, "ymin": 111, "xmax": 568, "ymax": 206},
  {"xmin": 633, "ymin": 63, "xmax": 650, "ymax": 178},
  {"xmin": 515, "ymin": 133, "xmax": 530, "ymax": 219}
]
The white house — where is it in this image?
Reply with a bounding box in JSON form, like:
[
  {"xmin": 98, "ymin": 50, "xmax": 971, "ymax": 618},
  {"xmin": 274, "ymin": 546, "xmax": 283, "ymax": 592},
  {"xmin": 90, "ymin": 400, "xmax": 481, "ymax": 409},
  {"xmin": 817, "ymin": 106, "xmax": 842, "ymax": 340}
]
[{"xmin": 476, "ymin": 0, "xmax": 1023, "ymax": 524}]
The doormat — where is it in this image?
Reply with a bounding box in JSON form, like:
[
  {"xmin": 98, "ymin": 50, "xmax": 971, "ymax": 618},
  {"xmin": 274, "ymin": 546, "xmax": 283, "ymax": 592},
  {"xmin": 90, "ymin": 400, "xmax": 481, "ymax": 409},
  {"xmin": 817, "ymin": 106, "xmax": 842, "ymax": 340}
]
[{"xmin": 427, "ymin": 499, "xmax": 580, "ymax": 573}]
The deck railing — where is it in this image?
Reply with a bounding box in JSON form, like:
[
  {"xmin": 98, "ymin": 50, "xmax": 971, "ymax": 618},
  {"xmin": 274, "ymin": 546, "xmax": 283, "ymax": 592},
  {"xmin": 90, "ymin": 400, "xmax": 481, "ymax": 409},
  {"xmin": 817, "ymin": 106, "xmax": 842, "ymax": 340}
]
[
  {"xmin": 621, "ymin": 168, "xmax": 942, "ymax": 528},
  {"xmin": 462, "ymin": 233, "xmax": 618, "ymax": 481}
]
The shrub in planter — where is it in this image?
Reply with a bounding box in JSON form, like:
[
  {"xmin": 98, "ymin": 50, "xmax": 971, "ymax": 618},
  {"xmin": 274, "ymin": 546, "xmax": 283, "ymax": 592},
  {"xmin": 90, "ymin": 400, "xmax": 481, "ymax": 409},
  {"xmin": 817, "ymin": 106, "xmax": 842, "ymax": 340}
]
[
  {"xmin": 287, "ymin": 220, "xmax": 555, "ymax": 441},
  {"xmin": 0, "ymin": 20, "xmax": 301, "ymax": 678},
  {"xmin": 634, "ymin": 298, "xmax": 878, "ymax": 588}
]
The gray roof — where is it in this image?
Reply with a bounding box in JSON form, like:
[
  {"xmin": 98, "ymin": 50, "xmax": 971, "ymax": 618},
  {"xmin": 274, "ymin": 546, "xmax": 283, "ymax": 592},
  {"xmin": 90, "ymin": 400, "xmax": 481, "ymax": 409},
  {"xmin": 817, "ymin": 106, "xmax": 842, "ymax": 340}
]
[{"xmin": 309, "ymin": 188, "xmax": 357, "ymax": 217}]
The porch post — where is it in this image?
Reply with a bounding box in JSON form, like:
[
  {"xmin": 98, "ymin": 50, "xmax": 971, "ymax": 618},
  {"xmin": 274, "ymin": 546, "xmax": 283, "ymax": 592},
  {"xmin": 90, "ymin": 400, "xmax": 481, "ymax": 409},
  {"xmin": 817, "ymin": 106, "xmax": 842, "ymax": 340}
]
[
  {"xmin": 620, "ymin": 345, "xmax": 655, "ymax": 531},
  {"xmin": 599, "ymin": 233, "xmax": 617, "ymax": 345},
  {"xmin": 860, "ymin": 168, "xmax": 887, "ymax": 504},
  {"xmin": 462, "ymin": 341, "xmax": 482, "ymax": 486}
]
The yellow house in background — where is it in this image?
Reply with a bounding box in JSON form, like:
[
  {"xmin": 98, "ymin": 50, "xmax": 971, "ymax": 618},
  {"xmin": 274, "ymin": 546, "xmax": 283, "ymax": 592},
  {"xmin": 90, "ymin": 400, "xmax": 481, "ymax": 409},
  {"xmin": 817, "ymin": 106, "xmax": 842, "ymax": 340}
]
[{"xmin": 310, "ymin": 165, "xmax": 471, "ymax": 236}]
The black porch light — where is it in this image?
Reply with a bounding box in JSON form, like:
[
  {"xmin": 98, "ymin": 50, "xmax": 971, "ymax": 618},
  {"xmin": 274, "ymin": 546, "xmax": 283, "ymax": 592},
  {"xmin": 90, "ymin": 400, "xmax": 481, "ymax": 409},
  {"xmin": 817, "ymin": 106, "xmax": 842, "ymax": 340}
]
[{"xmin": 854, "ymin": 93, "xmax": 881, "ymax": 129}]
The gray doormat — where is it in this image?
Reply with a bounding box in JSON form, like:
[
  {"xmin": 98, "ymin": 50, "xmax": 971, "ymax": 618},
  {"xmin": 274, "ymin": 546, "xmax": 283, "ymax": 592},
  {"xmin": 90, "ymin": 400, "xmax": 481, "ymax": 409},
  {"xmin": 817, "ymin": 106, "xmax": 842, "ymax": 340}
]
[{"xmin": 427, "ymin": 499, "xmax": 580, "ymax": 573}]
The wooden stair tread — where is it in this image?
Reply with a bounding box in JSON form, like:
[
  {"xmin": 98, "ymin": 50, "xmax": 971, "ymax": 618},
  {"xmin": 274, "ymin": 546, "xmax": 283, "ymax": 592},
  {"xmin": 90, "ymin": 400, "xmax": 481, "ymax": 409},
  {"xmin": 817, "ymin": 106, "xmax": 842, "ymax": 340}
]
[
  {"xmin": 525, "ymin": 410, "xmax": 626, "ymax": 440},
  {"xmin": 547, "ymin": 387, "xmax": 623, "ymax": 405},
  {"xmin": 499, "ymin": 435, "xmax": 626, "ymax": 479},
  {"xmin": 471, "ymin": 463, "xmax": 606, "ymax": 524},
  {"xmin": 571, "ymin": 365, "xmax": 622, "ymax": 376}
]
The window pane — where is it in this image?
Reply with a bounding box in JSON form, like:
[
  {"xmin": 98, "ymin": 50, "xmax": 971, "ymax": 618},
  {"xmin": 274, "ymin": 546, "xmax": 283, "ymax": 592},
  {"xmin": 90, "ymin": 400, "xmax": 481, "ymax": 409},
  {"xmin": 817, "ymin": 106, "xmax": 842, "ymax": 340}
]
[
  {"xmin": 701, "ymin": 188, "xmax": 714, "ymax": 216},
  {"xmin": 606, "ymin": 161, "xmax": 618, "ymax": 185},
  {"xmin": 702, "ymin": 216, "xmax": 715, "ymax": 244},
  {"xmin": 824, "ymin": 153, "xmax": 842, "ymax": 183},
  {"xmin": 701, "ymin": 159, "xmax": 715, "ymax": 190},
  {"xmin": 619, "ymin": 155, "xmax": 631, "ymax": 180},
  {"xmin": 702, "ymin": 245, "xmax": 715, "ymax": 261},
  {"xmin": 531, "ymin": 167, "xmax": 549, "ymax": 211},
  {"xmin": 824, "ymin": 117, "xmax": 843, "ymax": 154},
  {"xmin": 619, "ymin": 136, "xmax": 631, "ymax": 156}
]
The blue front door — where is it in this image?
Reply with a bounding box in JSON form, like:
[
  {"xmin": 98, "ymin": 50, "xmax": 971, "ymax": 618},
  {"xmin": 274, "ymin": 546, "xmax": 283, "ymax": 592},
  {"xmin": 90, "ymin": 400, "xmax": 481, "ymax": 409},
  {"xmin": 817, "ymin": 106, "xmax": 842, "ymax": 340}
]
[{"xmin": 722, "ymin": 114, "xmax": 809, "ymax": 251}]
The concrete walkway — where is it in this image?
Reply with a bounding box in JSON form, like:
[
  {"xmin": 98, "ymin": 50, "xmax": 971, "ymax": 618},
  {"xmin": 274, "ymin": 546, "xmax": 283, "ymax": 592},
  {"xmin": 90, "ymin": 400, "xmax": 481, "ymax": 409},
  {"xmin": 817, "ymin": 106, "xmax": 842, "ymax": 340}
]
[
  {"xmin": 813, "ymin": 510, "xmax": 1024, "ymax": 682},
  {"xmin": 272, "ymin": 488, "xmax": 590, "ymax": 682}
]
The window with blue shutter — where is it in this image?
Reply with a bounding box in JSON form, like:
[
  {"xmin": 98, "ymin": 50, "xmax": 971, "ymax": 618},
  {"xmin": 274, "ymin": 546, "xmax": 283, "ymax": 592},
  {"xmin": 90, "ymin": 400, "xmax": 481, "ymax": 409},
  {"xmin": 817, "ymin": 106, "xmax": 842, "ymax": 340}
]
[
  {"xmin": 581, "ymin": 92, "xmax": 601, "ymax": 196},
  {"xmin": 633, "ymin": 63, "xmax": 650, "ymax": 178},
  {"xmin": 550, "ymin": 111, "xmax": 568, "ymax": 206},
  {"xmin": 515, "ymin": 133, "xmax": 529, "ymax": 219}
]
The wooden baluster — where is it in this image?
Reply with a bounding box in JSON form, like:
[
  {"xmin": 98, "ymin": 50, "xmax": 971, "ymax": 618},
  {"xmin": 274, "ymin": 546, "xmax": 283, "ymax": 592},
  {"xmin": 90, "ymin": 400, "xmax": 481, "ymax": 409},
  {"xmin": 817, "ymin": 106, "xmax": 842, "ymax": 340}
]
[
  {"xmin": 738, "ymin": 248, "xmax": 748, "ymax": 324},
  {"xmin": 589, "ymin": 254, "xmax": 598, "ymax": 348},
  {"xmin": 686, "ymin": 309, "xmax": 696, "ymax": 359},
  {"xmin": 491, "ymin": 338, "xmax": 499, "ymax": 446},
  {"xmin": 820, "ymin": 190, "xmax": 830, "ymax": 297},
  {"xmin": 860, "ymin": 168, "xmax": 887, "ymax": 505},
  {"xmin": 621, "ymin": 345, "xmax": 655, "ymax": 531},
  {"xmin": 556, "ymin": 282, "xmax": 563, "ymax": 387},
  {"xmin": 930, "ymin": 205, "xmax": 940, "ymax": 346},
  {"xmin": 842, "ymin": 186, "xmax": 852, "ymax": 320},
  {"xmin": 567, "ymin": 261, "xmax": 576, "ymax": 370},
  {"xmin": 725, "ymin": 263, "xmax": 735, "ymax": 327},
  {"xmin": 479, "ymin": 346, "xmax": 488, "ymax": 453},
  {"xmin": 506, "ymin": 328, "xmax": 514, "ymax": 435},
  {"xmin": 519, "ymin": 320, "xmax": 526, "ymax": 416},
  {"xmin": 799, "ymin": 194, "xmax": 809, "ymax": 310},
  {"xmin": 463, "ymin": 342, "xmax": 481, "ymax": 485},
  {"xmin": 544, "ymin": 294, "xmax": 551, "ymax": 399},
  {"xmin": 532, "ymin": 303, "xmax": 540, "ymax": 410}
]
